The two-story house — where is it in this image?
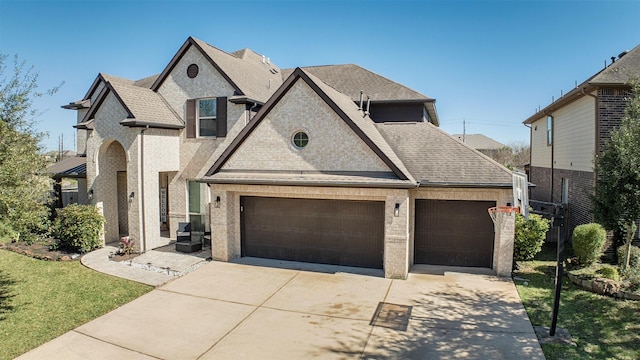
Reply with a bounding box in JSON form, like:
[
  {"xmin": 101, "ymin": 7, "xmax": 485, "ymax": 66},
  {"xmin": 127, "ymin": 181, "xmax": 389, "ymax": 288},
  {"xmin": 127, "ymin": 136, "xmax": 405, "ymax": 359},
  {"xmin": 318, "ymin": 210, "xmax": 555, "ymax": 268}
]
[
  {"xmin": 64, "ymin": 36, "xmax": 516, "ymax": 279},
  {"xmin": 524, "ymin": 44, "xmax": 640, "ymax": 236}
]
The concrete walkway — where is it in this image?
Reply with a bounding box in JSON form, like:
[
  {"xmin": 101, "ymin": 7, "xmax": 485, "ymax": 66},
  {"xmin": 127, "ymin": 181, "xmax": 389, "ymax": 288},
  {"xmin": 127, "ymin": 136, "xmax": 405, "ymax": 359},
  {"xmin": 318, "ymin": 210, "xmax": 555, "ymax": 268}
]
[
  {"xmin": 81, "ymin": 245, "xmax": 210, "ymax": 286},
  {"xmin": 18, "ymin": 259, "xmax": 545, "ymax": 359}
]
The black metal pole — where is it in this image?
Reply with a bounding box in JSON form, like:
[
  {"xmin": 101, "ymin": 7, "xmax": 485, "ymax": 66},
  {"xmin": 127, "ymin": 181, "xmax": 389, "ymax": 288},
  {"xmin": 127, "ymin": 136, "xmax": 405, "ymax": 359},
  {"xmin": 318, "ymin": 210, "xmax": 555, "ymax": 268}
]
[{"xmin": 550, "ymin": 221, "xmax": 564, "ymax": 336}]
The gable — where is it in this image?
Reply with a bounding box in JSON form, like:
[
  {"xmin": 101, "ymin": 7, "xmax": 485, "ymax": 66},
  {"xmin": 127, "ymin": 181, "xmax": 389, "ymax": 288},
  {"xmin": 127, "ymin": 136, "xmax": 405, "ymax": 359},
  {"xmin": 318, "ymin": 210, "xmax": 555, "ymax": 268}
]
[
  {"xmin": 156, "ymin": 44, "xmax": 237, "ymax": 117},
  {"xmin": 221, "ymin": 79, "xmax": 391, "ymax": 173},
  {"xmin": 91, "ymin": 91, "xmax": 130, "ymax": 137}
]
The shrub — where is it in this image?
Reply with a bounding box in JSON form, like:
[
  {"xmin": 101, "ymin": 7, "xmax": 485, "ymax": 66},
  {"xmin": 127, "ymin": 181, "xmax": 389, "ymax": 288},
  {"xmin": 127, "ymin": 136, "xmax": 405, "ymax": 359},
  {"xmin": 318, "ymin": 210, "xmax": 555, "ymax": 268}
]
[
  {"xmin": 572, "ymin": 223, "xmax": 607, "ymax": 266},
  {"xmin": 53, "ymin": 204, "xmax": 104, "ymax": 253},
  {"xmin": 617, "ymin": 245, "xmax": 640, "ymax": 269},
  {"xmin": 514, "ymin": 213, "xmax": 551, "ymax": 261},
  {"xmin": 0, "ymin": 221, "xmax": 19, "ymax": 243},
  {"xmin": 597, "ymin": 265, "xmax": 620, "ymax": 282}
]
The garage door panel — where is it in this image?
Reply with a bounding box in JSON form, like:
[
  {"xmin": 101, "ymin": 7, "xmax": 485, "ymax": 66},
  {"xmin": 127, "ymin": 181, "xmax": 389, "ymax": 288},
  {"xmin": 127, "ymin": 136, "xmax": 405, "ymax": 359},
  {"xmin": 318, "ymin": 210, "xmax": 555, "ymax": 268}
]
[
  {"xmin": 415, "ymin": 199, "xmax": 495, "ymax": 268},
  {"xmin": 241, "ymin": 197, "xmax": 384, "ymax": 269}
]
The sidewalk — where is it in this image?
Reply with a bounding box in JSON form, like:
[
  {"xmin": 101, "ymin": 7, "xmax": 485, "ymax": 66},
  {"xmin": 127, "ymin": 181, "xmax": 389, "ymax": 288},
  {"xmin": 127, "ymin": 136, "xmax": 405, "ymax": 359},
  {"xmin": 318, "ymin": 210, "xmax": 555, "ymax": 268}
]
[{"xmin": 81, "ymin": 245, "xmax": 210, "ymax": 286}]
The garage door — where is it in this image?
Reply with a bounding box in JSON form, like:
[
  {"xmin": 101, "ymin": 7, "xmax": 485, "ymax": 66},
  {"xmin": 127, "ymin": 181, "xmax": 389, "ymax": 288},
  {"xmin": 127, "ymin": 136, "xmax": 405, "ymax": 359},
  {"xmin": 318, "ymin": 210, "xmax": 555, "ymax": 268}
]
[
  {"xmin": 414, "ymin": 199, "xmax": 495, "ymax": 268},
  {"xmin": 240, "ymin": 196, "xmax": 384, "ymax": 269}
]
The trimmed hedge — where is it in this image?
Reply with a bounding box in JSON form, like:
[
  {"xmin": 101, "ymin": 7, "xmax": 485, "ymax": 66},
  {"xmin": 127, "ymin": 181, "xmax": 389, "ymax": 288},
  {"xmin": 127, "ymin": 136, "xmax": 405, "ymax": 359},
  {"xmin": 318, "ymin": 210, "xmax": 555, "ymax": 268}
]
[
  {"xmin": 53, "ymin": 204, "xmax": 104, "ymax": 253},
  {"xmin": 514, "ymin": 213, "xmax": 550, "ymax": 261},
  {"xmin": 572, "ymin": 223, "xmax": 607, "ymax": 266}
]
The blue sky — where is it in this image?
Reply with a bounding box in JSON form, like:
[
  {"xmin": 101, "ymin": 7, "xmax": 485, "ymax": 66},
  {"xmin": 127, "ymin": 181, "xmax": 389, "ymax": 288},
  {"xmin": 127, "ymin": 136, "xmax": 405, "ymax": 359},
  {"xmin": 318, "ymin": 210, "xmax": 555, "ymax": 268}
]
[{"xmin": 1, "ymin": 0, "xmax": 639, "ymax": 152}]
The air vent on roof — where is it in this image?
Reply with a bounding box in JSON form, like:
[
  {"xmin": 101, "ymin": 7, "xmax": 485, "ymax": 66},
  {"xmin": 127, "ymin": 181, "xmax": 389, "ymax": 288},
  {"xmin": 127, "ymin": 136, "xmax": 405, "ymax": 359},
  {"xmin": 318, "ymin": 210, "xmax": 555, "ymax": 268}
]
[
  {"xmin": 270, "ymin": 68, "xmax": 278, "ymax": 74},
  {"xmin": 619, "ymin": 50, "xmax": 629, "ymax": 59}
]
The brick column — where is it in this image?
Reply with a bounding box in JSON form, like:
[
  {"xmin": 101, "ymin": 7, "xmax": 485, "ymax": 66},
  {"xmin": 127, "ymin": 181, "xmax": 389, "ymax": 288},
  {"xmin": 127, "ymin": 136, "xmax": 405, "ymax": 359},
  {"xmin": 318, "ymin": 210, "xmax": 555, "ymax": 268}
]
[
  {"xmin": 384, "ymin": 195, "xmax": 410, "ymax": 279},
  {"xmin": 493, "ymin": 212, "xmax": 515, "ymax": 277}
]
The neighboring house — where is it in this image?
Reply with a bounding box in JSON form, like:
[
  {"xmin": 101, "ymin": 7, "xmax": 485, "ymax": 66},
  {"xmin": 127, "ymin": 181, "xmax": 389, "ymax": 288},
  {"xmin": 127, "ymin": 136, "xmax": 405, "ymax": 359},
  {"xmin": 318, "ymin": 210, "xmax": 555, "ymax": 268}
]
[
  {"xmin": 45, "ymin": 155, "xmax": 88, "ymax": 208},
  {"xmin": 452, "ymin": 133, "xmax": 505, "ymax": 157},
  {"xmin": 523, "ymin": 44, "xmax": 640, "ymax": 235},
  {"xmin": 64, "ymin": 36, "xmax": 515, "ymax": 279}
]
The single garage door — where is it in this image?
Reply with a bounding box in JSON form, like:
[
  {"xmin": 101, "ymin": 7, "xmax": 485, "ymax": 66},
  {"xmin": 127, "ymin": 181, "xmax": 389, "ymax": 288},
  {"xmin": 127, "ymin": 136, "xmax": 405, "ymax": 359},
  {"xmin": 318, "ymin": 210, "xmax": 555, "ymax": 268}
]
[
  {"xmin": 414, "ymin": 199, "xmax": 495, "ymax": 268},
  {"xmin": 240, "ymin": 196, "xmax": 384, "ymax": 269}
]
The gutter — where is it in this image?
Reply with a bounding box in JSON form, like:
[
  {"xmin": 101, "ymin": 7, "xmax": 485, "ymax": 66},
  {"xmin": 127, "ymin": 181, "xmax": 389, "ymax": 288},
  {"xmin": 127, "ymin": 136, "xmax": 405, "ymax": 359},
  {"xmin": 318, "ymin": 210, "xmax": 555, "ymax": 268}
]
[
  {"xmin": 417, "ymin": 181, "xmax": 513, "ymax": 189},
  {"xmin": 198, "ymin": 178, "xmax": 417, "ymax": 189}
]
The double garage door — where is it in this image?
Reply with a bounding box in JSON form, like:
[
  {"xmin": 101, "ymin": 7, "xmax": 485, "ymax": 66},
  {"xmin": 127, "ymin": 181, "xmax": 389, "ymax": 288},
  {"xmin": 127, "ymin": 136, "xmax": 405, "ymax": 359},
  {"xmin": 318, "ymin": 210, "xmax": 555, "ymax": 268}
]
[
  {"xmin": 240, "ymin": 197, "xmax": 496, "ymax": 270},
  {"xmin": 240, "ymin": 196, "xmax": 384, "ymax": 269},
  {"xmin": 414, "ymin": 199, "xmax": 495, "ymax": 268}
]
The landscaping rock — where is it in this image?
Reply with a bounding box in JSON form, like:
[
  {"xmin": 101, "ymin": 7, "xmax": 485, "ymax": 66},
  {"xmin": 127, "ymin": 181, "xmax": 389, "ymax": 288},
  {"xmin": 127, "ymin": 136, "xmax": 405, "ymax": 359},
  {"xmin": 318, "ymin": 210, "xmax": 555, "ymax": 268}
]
[{"xmin": 592, "ymin": 278, "xmax": 620, "ymax": 295}]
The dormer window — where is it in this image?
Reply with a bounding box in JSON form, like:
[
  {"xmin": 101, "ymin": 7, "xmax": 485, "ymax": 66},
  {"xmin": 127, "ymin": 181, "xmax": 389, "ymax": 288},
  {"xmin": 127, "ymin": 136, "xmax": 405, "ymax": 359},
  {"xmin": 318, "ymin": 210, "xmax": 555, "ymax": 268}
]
[{"xmin": 198, "ymin": 99, "xmax": 217, "ymax": 137}]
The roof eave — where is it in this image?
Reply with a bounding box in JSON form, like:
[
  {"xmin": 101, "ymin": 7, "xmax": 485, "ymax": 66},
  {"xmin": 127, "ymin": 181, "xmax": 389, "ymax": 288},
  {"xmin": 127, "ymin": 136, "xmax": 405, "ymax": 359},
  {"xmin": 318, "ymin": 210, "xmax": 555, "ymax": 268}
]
[
  {"xmin": 523, "ymin": 84, "xmax": 597, "ymax": 124},
  {"xmin": 418, "ymin": 181, "xmax": 513, "ymax": 189},
  {"xmin": 197, "ymin": 177, "xmax": 417, "ymax": 189},
  {"xmin": 229, "ymin": 96, "xmax": 264, "ymax": 105},
  {"xmin": 61, "ymin": 99, "xmax": 90, "ymax": 110},
  {"xmin": 120, "ymin": 120, "xmax": 184, "ymax": 130}
]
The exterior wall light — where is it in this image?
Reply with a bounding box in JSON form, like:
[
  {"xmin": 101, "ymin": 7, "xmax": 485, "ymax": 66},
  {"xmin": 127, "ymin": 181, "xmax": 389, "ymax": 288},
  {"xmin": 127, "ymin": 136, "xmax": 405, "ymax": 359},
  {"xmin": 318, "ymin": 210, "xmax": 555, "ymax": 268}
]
[
  {"xmin": 394, "ymin": 203, "xmax": 400, "ymax": 217},
  {"xmin": 129, "ymin": 192, "xmax": 135, "ymax": 203},
  {"xmin": 214, "ymin": 196, "xmax": 221, "ymax": 208},
  {"xmin": 88, "ymin": 190, "xmax": 93, "ymax": 200}
]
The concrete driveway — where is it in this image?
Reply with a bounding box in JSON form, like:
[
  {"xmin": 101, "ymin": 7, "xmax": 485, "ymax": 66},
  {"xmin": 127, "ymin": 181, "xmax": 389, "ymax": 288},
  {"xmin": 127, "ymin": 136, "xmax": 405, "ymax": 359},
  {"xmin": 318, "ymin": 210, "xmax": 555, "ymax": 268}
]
[{"xmin": 18, "ymin": 259, "xmax": 544, "ymax": 359}]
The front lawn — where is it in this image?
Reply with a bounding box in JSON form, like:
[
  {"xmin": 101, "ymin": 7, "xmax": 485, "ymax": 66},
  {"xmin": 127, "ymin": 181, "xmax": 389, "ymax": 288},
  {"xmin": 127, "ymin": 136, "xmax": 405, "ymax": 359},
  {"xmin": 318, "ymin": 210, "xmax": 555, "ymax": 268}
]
[
  {"xmin": 516, "ymin": 244, "xmax": 640, "ymax": 360},
  {"xmin": 0, "ymin": 249, "xmax": 152, "ymax": 360}
]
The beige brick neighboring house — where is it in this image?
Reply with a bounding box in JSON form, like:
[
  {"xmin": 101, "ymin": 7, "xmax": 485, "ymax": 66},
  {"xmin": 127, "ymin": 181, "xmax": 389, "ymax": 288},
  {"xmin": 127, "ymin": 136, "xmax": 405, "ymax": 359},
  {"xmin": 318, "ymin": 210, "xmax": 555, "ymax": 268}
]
[{"xmin": 64, "ymin": 36, "xmax": 515, "ymax": 278}]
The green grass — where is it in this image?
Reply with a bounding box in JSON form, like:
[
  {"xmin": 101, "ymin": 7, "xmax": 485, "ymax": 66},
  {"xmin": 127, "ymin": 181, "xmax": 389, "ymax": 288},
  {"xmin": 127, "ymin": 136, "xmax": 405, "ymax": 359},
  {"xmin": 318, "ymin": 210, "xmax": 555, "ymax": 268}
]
[
  {"xmin": 516, "ymin": 244, "xmax": 640, "ymax": 360},
  {"xmin": 0, "ymin": 249, "xmax": 152, "ymax": 360}
]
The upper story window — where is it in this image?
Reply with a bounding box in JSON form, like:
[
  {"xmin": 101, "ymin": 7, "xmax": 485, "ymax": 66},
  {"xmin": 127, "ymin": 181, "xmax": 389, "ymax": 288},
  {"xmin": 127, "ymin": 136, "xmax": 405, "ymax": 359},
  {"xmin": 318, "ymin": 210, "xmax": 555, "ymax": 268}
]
[
  {"xmin": 186, "ymin": 97, "xmax": 227, "ymax": 139},
  {"xmin": 198, "ymin": 99, "xmax": 217, "ymax": 137},
  {"xmin": 547, "ymin": 115, "xmax": 553, "ymax": 146}
]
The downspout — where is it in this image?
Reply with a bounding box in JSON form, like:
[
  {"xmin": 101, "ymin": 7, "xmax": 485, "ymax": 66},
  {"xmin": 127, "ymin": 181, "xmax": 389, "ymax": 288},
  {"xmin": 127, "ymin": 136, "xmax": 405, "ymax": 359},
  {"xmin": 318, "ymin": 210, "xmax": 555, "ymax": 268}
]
[{"xmin": 140, "ymin": 125, "xmax": 149, "ymax": 253}]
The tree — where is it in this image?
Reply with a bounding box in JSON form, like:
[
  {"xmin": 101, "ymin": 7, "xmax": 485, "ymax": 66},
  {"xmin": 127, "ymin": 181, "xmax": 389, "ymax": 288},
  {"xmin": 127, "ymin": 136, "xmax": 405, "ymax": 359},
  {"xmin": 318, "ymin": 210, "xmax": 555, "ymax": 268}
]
[
  {"xmin": 592, "ymin": 80, "xmax": 640, "ymax": 269},
  {"xmin": 483, "ymin": 141, "xmax": 530, "ymax": 171},
  {"xmin": 0, "ymin": 54, "xmax": 59, "ymax": 242}
]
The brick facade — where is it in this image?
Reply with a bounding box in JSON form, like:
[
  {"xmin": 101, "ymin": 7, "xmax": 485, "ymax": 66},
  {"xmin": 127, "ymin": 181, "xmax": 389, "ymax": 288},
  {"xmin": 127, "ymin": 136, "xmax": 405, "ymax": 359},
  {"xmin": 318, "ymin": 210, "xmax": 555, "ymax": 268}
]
[
  {"xmin": 210, "ymin": 184, "xmax": 514, "ymax": 279},
  {"xmin": 597, "ymin": 87, "xmax": 631, "ymax": 153}
]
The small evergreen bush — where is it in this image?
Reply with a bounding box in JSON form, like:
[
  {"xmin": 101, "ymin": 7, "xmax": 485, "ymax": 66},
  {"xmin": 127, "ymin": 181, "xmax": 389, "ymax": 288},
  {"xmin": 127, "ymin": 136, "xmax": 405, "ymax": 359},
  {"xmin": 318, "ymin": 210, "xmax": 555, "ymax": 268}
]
[
  {"xmin": 514, "ymin": 213, "xmax": 550, "ymax": 261},
  {"xmin": 597, "ymin": 265, "xmax": 620, "ymax": 282},
  {"xmin": 572, "ymin": 223, "xmax": 607, "ymax": 266},
  {"xmin": 53, "ymin": 204, "xmax": 104, "ymax": 253},
  {"xmin": 617, "ymin": 245, "xmax": 640, "ymax": 269}
]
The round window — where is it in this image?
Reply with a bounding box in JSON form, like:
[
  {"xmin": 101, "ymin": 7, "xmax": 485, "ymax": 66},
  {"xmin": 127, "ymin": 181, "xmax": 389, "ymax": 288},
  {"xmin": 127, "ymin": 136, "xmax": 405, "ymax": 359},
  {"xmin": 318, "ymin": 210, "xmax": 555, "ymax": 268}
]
[
  {"xmin": 292, "ymin": 131, "xmax": 309, "ymax": 149},
  {"xmin": 187, "ymin": 64, "xmax": 199, "ymax": 79}
]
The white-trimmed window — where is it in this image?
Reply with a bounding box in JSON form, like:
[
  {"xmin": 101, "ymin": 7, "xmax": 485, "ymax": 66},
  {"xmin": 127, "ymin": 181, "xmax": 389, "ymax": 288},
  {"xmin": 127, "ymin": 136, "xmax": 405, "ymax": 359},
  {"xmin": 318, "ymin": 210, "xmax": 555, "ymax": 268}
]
[
  {"xmin": 547, "ymin": 115, "xmax": 553, "ymax": 146},
  {"xmin": 198, "ymin": 98, "xmax": 217, "ymax": 137},
  {"xmin": 188, "ymin": 180, "xmax": 209, "ymax": 234}
]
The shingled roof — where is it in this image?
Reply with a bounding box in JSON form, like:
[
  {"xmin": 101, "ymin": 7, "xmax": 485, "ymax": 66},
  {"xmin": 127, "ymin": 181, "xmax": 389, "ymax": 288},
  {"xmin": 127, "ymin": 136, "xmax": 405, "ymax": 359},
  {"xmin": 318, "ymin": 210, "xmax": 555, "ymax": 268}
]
[
  {"xmin": 81, "ymin": 79, "xmax": 183, "ymax": 129},
  {"xmin": 150, "ymin": 37, "xmax": 282, "ymax": 104},
  {"xmin": 590, "ymin": 44, "xmax": 640, "ymax": 85},
  {"xmin": 376, "ymin": 122, "xmax": 513, "ymax": 187},
  {"xmin": 282, "ymin": 64, "xmax": 438, "ymax": 125},
  {"xmin": 451, "ymin": 134, "xmax": 505, "ymax": 151},
  {"xmin": 46, "ymin": 156, "xmax": 87, "ymax": 179},
  {"xmin": 202, "ymin": 68, "xmax": 415, "ymax": 186}
]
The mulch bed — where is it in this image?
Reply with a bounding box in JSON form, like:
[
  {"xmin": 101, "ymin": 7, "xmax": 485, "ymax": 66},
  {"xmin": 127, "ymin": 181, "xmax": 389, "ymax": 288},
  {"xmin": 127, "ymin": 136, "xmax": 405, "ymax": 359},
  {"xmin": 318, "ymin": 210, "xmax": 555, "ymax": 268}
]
[
  {"xmin": 109, "ymin": 252, "xmax": 140, "ymax": 262},
  {"xmin": 0, "ymin": 239, "xmax": 80, "ymax": 261}
]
